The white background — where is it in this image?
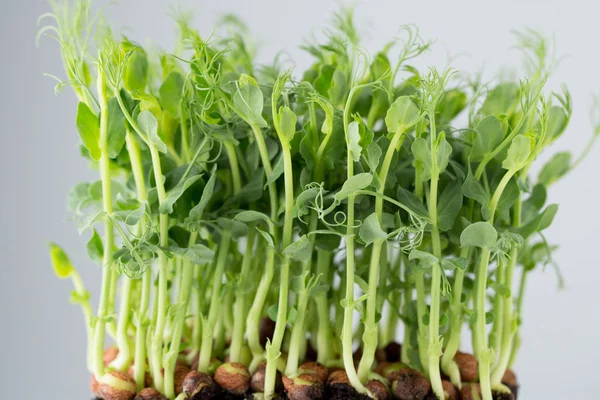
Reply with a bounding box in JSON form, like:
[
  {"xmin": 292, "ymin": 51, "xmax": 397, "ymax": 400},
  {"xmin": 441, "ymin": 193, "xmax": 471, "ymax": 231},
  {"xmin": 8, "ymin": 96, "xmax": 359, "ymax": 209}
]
[{"xmin": 1, "ymin": 0, "xmax": 599, "ymax": 398}]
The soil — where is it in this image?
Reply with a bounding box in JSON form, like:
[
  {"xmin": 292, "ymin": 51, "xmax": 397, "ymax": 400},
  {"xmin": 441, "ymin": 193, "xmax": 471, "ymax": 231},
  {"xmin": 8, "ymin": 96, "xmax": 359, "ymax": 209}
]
[{"xmin": 328, "ymin": 383, "xmax": 372, "ymax": 400}]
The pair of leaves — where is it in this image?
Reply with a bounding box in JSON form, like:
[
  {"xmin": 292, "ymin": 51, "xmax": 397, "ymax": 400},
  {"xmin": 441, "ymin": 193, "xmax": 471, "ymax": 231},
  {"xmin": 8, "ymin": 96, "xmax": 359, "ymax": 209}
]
[
  {"xmin": 385, "ymin": 96, "xmax": 420, "ymax": 133},
  {"xmin": 233, "ymin": 74, "xmax": 268, "ymax": 127},
  {"xmin": 76, "ymin": 99, "xmax": 127, "ymax": 160},
  {"xmin": 411, "ymin": 133, "xmax": 453, "ymax": 182}
]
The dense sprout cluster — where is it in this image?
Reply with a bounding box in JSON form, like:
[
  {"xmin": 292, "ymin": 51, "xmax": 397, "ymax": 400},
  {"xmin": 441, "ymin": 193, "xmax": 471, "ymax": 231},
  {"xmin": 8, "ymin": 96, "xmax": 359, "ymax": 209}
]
[{"xmin": 43, "ymin": 1, "xmax": 598, "ymax": 400}]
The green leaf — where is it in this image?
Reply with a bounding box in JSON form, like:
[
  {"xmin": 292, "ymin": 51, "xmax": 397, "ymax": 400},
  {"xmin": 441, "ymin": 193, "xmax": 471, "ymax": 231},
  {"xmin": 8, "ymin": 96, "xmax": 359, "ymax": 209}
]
[
  {"xmin": 76, "ymin": 102, "xmax": 101, "ymax": 160},
  {"xmin": 234, "ymin": 210, "xmax": 272, "ymax": 227},
  {"xmin": 159, "ymin": 175, "xmax": 202, "ymax": 214},
  {"xmin": 359, "ymin": 213, "xmax": 387, "ymax": 246},
  {"xmin": 347, "ymin": 121, "xmax": 363, "ymax": 162},
  {"xmin": 312, "ymin": 64, "xmax": 334, "ymax": 96},
  {"xmin": 411, "ymin": 135, "xmax": 452, "ymax": 181},
  {"xmin": 233, "ymin": 79, "xmax": 267, "ymax": 127},
  {"xmin": 137, "ymin": 110, "xmax": 167, "ymax": 153},
  {"xmin": 490, "ymin": 283, "xmax": 511, "ymax": 298},
  {"xmin": 460, "ymin": 221, "xmax": 497, "ymax": 248},
  {"xmin": 168, "ymin": 243, "xmax": 215, "ymax": 265},
  {"xmin": 408, "ymin": 249, "xmax": 439, "ymax": 268},
  {"xmin": 437, "ymin": 180, "xmax": 463, "ymax": 231},
  {"xmin": 267, "ymin": 304, "xmax": 278, "ymax": 322},
  {"xmin": 462, "ymin": 169, "xmax": 491, "ymax": 220},
  {"xmin": 265, "ymin": 154, "xmax": 284, "ymax": 189},
  {"xmin": 277, "ymin": 106, "xmax": 297, "ymax": 141},
  {"xmin": 396, "ymin": 186, "xmax": 429, "ymax": 218},
  {"xmin": 442, "ymin": 257, "xmax": 468, "ymax": 271},
  {"xmin": 538, "ymin": 152, "xmax": 571, "ymax": 186},
  {"xmin": 480, "ymin": 83, "xmax": 519, "ymax": 116},
  {"xmin": 335, "ymin": 173, "xmax": 373, "ymax": 202},
  {"xmin": 525, "ymin": 183, "xmax": 547, "ymax": 211},
  {"xmin": 365, "ymin": 142, "xmax": 382, "ymax": 172},
  {"xmin": 328, "ymin": 67, "xmax": 348, "ymax": 106},
  {"xmin": 217, "ymin": 218, "xmax": 248, "ymax": 239},
  {"xmin": 495, "ymin": 176, "xmax": 519, "ymax": 222},
  {"xmin": 471, "ymin": 116, "xmax": 503, "ymax": 162},
  {"xmin": 519, "ymin": 204, "xmax": 559, "ymax": 239},
  {"xmin": 502, "ymin": 135, "xmax": 532, "ymax": 170},
  {"xmin": 159, "ymin": 72, "xmax": 185, "ymax": 115},
  {"xmin": 49, "ymin": 243, "xmax": 74, "ymax": 278},
  {"xmin": 385, "ymin": 96, "xmax": 420, "ymax": 133},
  {"xmin": 546, "ymin": 106, "xmax": 569, "ymax": 142},
  {"xmin": 290, "ymin": 271, "xmax": 309, "ymax": 293},
  {"xmin": 288, "ymin": 307, "xmax": 298, "ymax": 324},
  {"xmin": 86, "ymin": 229, "xmax": 104, "ymax": 265},
  {"xmin": 282, "ymin": 235, "xmax": 311, "ymax": 263},
  {"xmin": 294, "ymin": 186, "xmax": 321, "ymax": 218},
  {"xmin": 123, "ymin": 48, "xmax": 149, "ymax": 92},
  {"xmin": 77, "ymin": 210, "xmax": 107, "ymax": 234},
  {"xmin": 106, "ymin": 97, "xmax": 127, "ymax": 159},
  {"xmin": 256, "ymin": 228, "xmax": 275, "ymax": 248},
  {"xmin": 187, "ymin": 166, "xmax": 217, "ymax": 223}
]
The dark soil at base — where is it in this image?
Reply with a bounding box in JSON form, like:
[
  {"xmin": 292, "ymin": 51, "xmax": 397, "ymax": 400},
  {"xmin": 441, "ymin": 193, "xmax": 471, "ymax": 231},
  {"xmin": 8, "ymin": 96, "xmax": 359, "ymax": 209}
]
[{"xmin": 328, "ymin": 383, "xmax": 372, "ymax": 400}]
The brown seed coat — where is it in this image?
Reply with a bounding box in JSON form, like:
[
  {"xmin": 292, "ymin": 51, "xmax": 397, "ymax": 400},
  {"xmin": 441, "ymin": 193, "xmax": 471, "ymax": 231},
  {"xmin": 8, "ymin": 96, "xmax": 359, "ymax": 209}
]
[
  {"xmin": 133, "ymin": 388, "xmax": 167, "ymax": 400},
  {"xmin": 214, "ymin": 362, "xmax": 251, "ymax": 395},
  {"xmin": 99, "ymin": 371, "xmax": 137, "ymax": 400},
  {"xmin": 454, "ymin": 351, "xmax": 478, "ymax": 382}
]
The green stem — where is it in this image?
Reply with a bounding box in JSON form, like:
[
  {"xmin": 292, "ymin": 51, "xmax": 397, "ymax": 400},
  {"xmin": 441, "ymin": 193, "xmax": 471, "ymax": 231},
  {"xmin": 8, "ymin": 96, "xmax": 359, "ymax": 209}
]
[
  {"xmin": 246, "ymin": 247, "xmax": 276, "ymax": 358},
  {"xmin": 339, "ymin": 87, "xmax": 368, "ymax": 394},
  {"xmin": 474, "ymin": 248, "xmax": 493, "ymax": 400},
  {"xmin": 415, "ymin": 269, "xmax": 429, "ymax": 373},
  {"xmin": 401, "ymin": 255, "xmax": 413, "ymax": 365},
  {"xmin": 425, "ymin": 109, "xmax": 445, "ymax": 400},
  {"xmin": 224, "ymin": 141, "xmax": 243, "ymax": 194},
  {"xmin": 491, "ymin": 248, "xmax": 517, "ymax": 385},
  {"xmin": 358, "ymin": 124, "xmax": 406, "ymax": 382},
  {"xmin": 164, "ymin": 231, "xmax": 199, "ymax": 399},
  {"xmin": 91, "ymin": 68, "xmax": 114, "ymax": 379},
  {"xmin": 70, "ymin": 271, "xmax": 94, "ymax": 372},
  {"xmin": 110, "ymin": 277, "xmax": 133, "ymax": 371},
  {"xmin": 489, "ymin": 260, "xmax": 505, "ymax": 362},
  {"xmin": 149, "ymin": 146, "xmax": 169, "ymax": 392},
  {"xmin": 511, "ymin": 270, "xmax": 525, "ymax": 363},
  {"xmin": 315, "ymin": 251, "xmax": 333, "ymax": 364},
  {"xmin": 230, "ymin": 228, "xmax": 256, "ymax": 363},
  {"xmin": 198, "ymin": 232, "xmax": 231, "ymax": 372},
  {"xmin": 440, "ymin": 263, "xmax": 466, "ymax": 388},
  {"xmin": 134, "ymin": 268, "xmax": 151, "ymax": 390},
  {"xmin": 112, "ymin": 133, "xmax": 145, "ymax": 370},
  {"xmin": 264, "ymin": 141, "xmax": 293, "ymax": 397}
]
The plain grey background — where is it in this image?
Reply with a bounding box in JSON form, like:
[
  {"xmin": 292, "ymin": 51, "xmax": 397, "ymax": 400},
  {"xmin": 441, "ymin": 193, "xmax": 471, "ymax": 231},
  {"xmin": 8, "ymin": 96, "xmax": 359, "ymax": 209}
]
[{"xmin": 1, "ymin": 0, "xmax": 599, "ymax": 398}]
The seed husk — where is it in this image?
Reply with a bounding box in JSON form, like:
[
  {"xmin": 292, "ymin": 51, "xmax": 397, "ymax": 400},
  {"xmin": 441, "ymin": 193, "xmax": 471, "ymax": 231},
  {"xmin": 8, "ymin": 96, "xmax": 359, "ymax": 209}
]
[
  {"xmin": 424, "ymin": 380, "xmax": 458, "ymax": 400},
  {"xmin": 382, "ymin": 342, "xmax": 402, "ymax": 363},
  {"xmin": 103, "ymin": 346, "xmax": 119, "ymax": 366},
  {"xmin": 282, "ymin": 375, "xmax": 325, "ymax": 400},
  {"xmin": 390, "ymin": 367, "xmax": 431, "ymax": 400},
  {"xmin": 250, "ymin": 362, "xmax": 283, "ymax": 393},
  {"xmin": 182, "ymin": 370, "xmax": 219, "ymax": 399},
  {"xmin": 297, "ymin": 362, "xmax": 329, "ymax": 384},
  {"xmin": 375, "ymin": 362, "xmax": 411, "ymax": 382},
  {"xmin": 214, "ymin": 362, "xmax": 251, "ymax": 395},
  {"xmin": 259, "ymin": 317, "xmax": 276, "ymax": 347},
  {"xmin": 133, "ymin": 387, "xmax": 167, "ymax": 400},
  {"xmin": 366, "ymin": 379, "xmax": 390, "ymax": 400},
  {"xmin": 98, "ymin": 371, "xmax": 137, "ymax": 400},
  {"xmin": 454, "ymin": 351, "xmax": 478, "ymax": 382}
]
